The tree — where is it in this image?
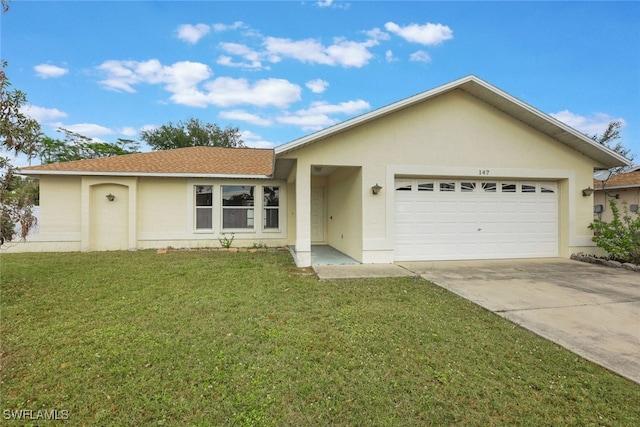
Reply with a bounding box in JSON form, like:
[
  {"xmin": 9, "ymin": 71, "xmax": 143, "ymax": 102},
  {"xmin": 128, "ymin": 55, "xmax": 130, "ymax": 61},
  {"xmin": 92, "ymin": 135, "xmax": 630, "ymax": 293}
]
[
  {"xmin": 591, "ymin": 121, "xmax": 635, "ymax": 174},
  {"xmin": 38, "ymin": 128, "xmax": 139, "ymax": 164},
  {"xmin": 1, "ymin": 60, "xmax": 41, "ymax": 243},
  {"xmin": 0, "ymin": 157, "xmax": 37, "ymax": 243},
  {"xmin": 140, "ymin": 118, "xmax": 245, "ymax": 151},
  {"xmin": 1, "ymin": 61, "xmax": 41, "ymax": 158}
]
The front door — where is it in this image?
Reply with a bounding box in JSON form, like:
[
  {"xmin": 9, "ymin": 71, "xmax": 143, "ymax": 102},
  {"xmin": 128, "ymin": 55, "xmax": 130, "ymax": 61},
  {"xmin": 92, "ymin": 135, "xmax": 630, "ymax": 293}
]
[{"xmin": 311, "ymin": 187, "xmax": 325, "ymax": 243}]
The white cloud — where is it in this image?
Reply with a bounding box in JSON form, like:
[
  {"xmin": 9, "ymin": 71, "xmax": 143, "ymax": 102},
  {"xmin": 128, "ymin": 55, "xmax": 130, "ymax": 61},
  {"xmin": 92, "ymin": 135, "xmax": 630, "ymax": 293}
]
[
  {"xmin": 550, "ymin": 110, "xmax": 626, "ymax": 137},
  {"xmin": 213, "ymin": 21, "xmax": 245, "ymax": 32},
  {"xmin": 316, "ymin": 0, "xmax": 350, "ymax": 9},
  {"xmin": 263, "ymin": 36, "xmax": 377, "ymax": 68},
  {"xmin": 264, "ymin": 37, "xmax": 333, "ymax": 65},
  {"xmin": 97, "ymin": 59, "xmax": 302, "ymax": 109},
  {"xmin": 409, "ymin": 50, "xmax": 431, "ymax": 63},
  {"xmin": 177, "ymin": 23, "xmax": 210, "ymax": 44},
  {"xmin": 216, "ymin": 55, "xmax": 264, "ymax": 69},
  {"xmin": 217, "ymin": 43, "xmax": 265, "ymax": 69},
  {"xmin": 53, "ymin": 122, "xmax": 115, "ymax": 137},
  {"xmin": 303, "ymin": 100, "xmax": 370, "ymax": 115},
  {"xmin": 317, "ymin": 0, "xmax": 334, "ymax": 7},
  {"xmin": 219, "ymin": 110, "xmax": 273, "ymax": 126},
  {"xmin": 385, "ymin": 22, "xmax": 453, "ymax": 45},
  {"xmin": 277, "ymin": 99, "xmax": 370, "ymax": 131},
  {"xmin": 34, "ymin": 64, "xmax": 68, "ymax": 79},
  {"xmin": 118, "ymin": 127, "xmax": 138, "ymax": 137},
  {"xmin": 204, "ymin": 77, "xmax": 301, "ymax": 108},
  {"xmin": 240, "ymin": 130, "xmax": 277, "ymax": 149},
  {"xmin": 326, "ymin": 39, "xmax": 376, "ymax": 67},
  {"xmin": 306, "ymin": 79, "xmax": 329, "ymax": 94},
  {"xmin": 219, "ymin": 42, "xmax": 261, "ymax": 61},
  {"xmin": 277, "ymin": 113, "xmax": 336, "ymax": 131},
  {"xmin": 385, "ymin": 50, "xmax": 397, "ymax": 62},
  {"xmin": 97, "ymin": 59, "xmax": 212, "ymax": 106},
  {"xmin": 163, "ymin": 61, "xmax": 213, "ymax": 107},
  {"xmin": 21, "ymin": 105, "xmax": 67, "ymax": 122},
  {"xmin": 365, "ymin": 28, "xmax": 390, "ymax": 41},
  {"xmin": 140, "ymin": 124, "xmax": 157, "ymax": 132}
]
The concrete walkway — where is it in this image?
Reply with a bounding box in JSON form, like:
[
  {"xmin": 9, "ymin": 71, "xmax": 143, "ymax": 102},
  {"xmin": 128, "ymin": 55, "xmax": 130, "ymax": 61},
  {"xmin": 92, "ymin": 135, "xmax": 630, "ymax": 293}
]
[
  {"xmin": 313, "ymin": 258, "xmax": 640, "ymax": 384},
  {"xmin": 313, "ymin": 263, "xmax": 415, "ymax": 279}
]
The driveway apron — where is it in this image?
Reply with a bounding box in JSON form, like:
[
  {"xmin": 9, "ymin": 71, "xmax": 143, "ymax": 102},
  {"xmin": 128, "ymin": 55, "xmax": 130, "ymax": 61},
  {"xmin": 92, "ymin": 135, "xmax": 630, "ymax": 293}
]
[{"xmin": 399, "ymin": 258, "xmax": 640, "ymax": 384}]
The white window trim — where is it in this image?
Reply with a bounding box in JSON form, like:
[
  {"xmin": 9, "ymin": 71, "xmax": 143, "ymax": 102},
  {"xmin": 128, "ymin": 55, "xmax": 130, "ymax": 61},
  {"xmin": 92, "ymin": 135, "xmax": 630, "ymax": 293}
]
[
  {"xmin": 221, "ymin": 185, "xmax": 256, "ymax": 231},
  {"xmin": 194, "ymin": 185, "xmax": 214, "ymax": 232},
  {"xmin": 262, "ymin": 186, "xmax": 281, "ymax": 231}
]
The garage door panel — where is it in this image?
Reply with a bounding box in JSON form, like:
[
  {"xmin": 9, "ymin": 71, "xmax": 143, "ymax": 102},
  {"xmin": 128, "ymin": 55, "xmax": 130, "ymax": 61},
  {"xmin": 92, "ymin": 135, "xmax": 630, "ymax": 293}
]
[{"xmin": 395, "ymin": 178, "xmax": 559, "ymax": 261}]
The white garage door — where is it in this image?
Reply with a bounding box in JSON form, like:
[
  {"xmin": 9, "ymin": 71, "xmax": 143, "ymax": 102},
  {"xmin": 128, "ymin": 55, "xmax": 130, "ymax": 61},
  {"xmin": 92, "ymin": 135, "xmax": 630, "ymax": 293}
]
[{"xmin": 394, "ymin": 178, "xmax": 558, "ymax": 261}]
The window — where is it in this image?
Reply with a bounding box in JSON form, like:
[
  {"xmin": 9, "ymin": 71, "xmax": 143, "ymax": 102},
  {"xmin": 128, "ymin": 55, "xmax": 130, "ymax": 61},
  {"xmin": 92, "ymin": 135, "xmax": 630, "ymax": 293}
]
[
  {"xmin": 440, "ymin": 182, "xmax": 455, "ymax": 192},
  {"xmin": 263, "ymin": 186, "xmax": 279, "ymax": 229},
  {"xmin": 222, "ymin": 186, "xmax": 254, "ymax": 229},
  {"xmin": 482, "ymin": 182, "xmax": 496, "ymax": 192},
  {"xmin": 396, "ymin": 181, "xmax": 412, "ymax": 191},
  {"xmin": 461, "ymin": 182, "xmax": 476, "ymax": 192},
  {"xmin": 418, "ymin": 182, "xmax": 434, "ymax": 192},
  {"xmin": 540, "ymin": 185, "xmax": 555, "ymax": 194},
  {"xmin": 522, "ymin": 184, "xmax": 536, "ymax": 193},
  {"xmin": 195, "ymin": 185, "xmax": 213, "ymax": 230},
  {"xmin": 501, "ymin": 183, "xmax": 517, "ymax": 193}
]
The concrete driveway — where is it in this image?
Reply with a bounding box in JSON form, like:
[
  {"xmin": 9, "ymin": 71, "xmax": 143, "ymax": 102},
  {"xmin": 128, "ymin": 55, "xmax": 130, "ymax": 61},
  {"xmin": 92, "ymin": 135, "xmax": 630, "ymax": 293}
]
[{"xmin": 399, "ymin": 258, "xmax": 640, "ymax": 384}]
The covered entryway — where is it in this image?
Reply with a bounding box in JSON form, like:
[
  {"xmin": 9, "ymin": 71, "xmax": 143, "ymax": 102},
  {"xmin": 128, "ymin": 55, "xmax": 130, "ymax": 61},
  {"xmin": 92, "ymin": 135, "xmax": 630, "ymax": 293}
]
[{"xmin": 394, "ymin": 178, "xmax": 558, "ymax": 261}]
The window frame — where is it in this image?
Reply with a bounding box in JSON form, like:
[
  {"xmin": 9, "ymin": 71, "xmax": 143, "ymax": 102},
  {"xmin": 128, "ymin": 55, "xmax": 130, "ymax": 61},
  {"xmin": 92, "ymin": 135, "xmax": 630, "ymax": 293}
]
[
  {"xmin": 221, "ymin": 185, "xmax": 256, "ymax": 230},
  {"xmin": 194, "ymin": 185, "xmax": 213, "ymax": 231},
  {"xmin": 263, "ymin": 186, "xmax": 280, "ymax": 230}
]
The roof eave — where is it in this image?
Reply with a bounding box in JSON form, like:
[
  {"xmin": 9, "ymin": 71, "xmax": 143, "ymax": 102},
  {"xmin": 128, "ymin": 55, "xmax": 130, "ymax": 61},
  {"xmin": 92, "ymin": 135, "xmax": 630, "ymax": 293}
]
[
  {"xmin": 450, "ymin": 77, "xmax": 630, "ymax": 169},
  {"xmin": 595, "ymin": 184, "xmax": 640, "ymax": 190},
  {"xmin": 275, "ymin": 75, "xmax": 630, "ymax": 169},
  {"xmin": 15, "ymin": 170, "xmax": 274, "ymax": 179}
]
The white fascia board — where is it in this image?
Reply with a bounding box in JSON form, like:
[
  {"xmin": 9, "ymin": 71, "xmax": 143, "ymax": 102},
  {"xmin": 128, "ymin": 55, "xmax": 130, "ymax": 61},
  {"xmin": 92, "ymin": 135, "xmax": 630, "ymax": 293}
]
[
  {"xmin": 484, "ymin": 80, "xmax": 631, "ymax": 166},
  {"xmin": 15, "ymin": 170, "xmax": 274, "ymax": 179},
  {"xmin": 275, "ymin": 74, "xmax": 629, "ymax": 168},
  {"xmin": 594, "ymin": 184, "xmax": 640, "ymax": 190}
]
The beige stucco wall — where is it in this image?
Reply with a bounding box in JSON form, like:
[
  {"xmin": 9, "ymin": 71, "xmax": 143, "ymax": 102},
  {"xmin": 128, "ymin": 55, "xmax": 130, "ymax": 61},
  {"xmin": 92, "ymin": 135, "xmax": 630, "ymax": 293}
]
[
  {"xmin": 279, "ymin": 88, "xmax": 605, "ymax": 263},
  {"xmin": 2, "ymin": 176, "xmax": 84, "ymax": 252},
  {"xmin": 327, "ymin": 167, "xmax": 362, "ymax": 261},
  {"xmin": 594, "ymin": 188, "xmax": 640, "ymax": 223},
  {"xmin": 4, "ymin": 175, "xmax": 288, "ymax": 253},
  {"xmin": 40, "ymin": 175, "xmax": 81, "ymax": 235}
]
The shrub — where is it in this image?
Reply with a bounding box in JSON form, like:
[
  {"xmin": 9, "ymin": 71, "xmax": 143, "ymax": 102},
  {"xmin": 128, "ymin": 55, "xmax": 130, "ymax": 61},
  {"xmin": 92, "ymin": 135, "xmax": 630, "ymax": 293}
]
[{"xmin": 589, "ymin": 200, "xmax": 640, "ymax": 264}]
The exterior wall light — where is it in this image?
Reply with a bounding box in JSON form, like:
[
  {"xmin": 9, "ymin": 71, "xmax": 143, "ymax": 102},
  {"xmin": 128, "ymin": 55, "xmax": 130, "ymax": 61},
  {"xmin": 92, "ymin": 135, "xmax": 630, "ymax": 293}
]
[
  {"xmin": 582, "ymin": 187, "xmax": 594, "ymax": 197},
  {"xmin": 371, "ymin": 184, "xmax": 382, "ymax": 195},
  {"xmin": 106, "ymin": 193, "xmax": 115, "ymax": 202}
]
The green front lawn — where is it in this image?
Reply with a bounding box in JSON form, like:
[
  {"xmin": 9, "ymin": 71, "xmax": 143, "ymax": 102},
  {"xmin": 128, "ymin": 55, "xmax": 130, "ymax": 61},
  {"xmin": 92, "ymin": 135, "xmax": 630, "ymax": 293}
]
[{"xmin": 1, "ymin": 250, "xmax": 638, "ymax": 425}]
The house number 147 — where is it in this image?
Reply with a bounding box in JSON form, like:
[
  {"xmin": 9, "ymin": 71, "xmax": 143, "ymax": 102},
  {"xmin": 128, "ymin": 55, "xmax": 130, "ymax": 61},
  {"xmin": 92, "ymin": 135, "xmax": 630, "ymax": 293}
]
[{"xmin": 479, "ymin": 169, "xmax": 490, "ymax": 175}]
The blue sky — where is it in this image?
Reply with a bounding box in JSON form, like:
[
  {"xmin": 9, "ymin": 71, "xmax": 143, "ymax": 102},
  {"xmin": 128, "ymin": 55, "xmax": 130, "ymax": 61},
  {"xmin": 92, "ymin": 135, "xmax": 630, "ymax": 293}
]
[{"xmin": 3, "ymin": 1, "xmax": 639, "ymax": 166}]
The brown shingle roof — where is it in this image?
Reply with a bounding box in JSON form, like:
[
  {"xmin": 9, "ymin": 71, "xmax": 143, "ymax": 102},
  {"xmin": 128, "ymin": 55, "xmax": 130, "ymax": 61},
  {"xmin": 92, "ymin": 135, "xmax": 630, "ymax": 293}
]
[
  {"xmin": 594, "ymin": 169, "xmax": 640, "ymax": 189},
  {"xmin": 18, "ymin": 147, "xmax": 275, "ymax": 177}
]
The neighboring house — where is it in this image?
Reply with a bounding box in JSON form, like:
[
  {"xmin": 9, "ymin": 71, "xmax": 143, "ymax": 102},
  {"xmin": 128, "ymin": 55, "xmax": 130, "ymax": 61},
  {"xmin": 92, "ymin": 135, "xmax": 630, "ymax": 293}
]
[
  {"xmin": 593, "ymin": 166, "xmax": 640, "ymax": 222},
  {"xmin": 11, "ymin": 75, "xmax": 629, "ymax": 267}
]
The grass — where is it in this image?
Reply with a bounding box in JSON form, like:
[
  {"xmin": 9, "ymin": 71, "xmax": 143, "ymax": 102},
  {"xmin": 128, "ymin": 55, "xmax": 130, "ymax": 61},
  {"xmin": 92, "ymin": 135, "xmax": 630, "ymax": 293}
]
[{"xmin": 1, "ymin": 250, "xmax": 639, "ymax": 426}]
